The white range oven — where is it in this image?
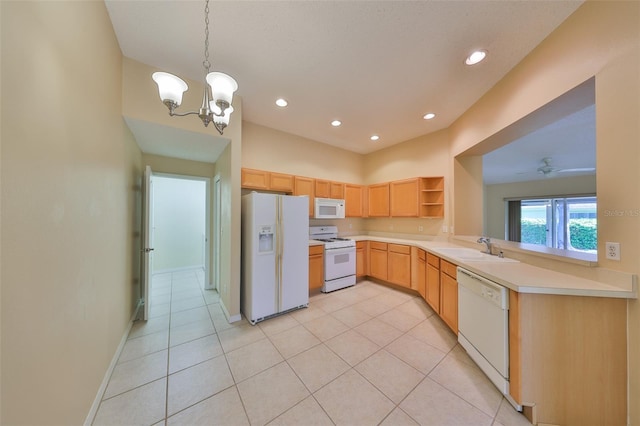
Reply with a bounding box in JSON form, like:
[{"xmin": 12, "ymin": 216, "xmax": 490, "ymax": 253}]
[{"xmin": 309, "ymin": 226, "xmax": 356, "ymax": 292}]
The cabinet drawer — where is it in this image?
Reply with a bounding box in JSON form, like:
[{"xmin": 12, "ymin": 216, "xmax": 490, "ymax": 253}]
[
  {"xmin": 441, "ymin": 259, "xmax": 457, "ymax": 279},
  {"xmin": 356, "ymin": 241, "xmax": 366, "ymax": 249},
  {"xmin": 388, "ymin": 243, "xmax": 411, "ymax": 254},
  {"xmin": 427, "ymin": 253, "xmax": 440, "ymax": 268},
  {"xmin": 418, "ymin": 249, "xmax": 426, "ymax": 261},
  {"xmin": 309, "ymin": 245, "xmax": 324, "ymax": 256},
  {"xmin": 370, "ymin": 241, "xmax": 388, "ymax": 251}
]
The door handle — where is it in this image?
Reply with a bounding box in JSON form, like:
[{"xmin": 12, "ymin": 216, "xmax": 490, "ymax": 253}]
[{"xmin": 141, "ymin": 248, "xmax": 155, "ymax": 253}]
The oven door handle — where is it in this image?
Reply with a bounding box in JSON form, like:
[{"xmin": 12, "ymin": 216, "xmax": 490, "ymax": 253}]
[{"xmin": 325, "ymin": 246, "xmax": 355, "ymax": 255}]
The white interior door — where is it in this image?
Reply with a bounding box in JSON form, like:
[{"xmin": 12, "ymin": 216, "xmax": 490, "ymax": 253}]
[{"xmin": 142, "ymin": 165, "xmax": 155, "ymax": 321}]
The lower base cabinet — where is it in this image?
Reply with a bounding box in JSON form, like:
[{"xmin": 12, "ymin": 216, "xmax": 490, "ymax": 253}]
[
  {"xmin": 439, "ymin": 260, "xmax": 458, "ymax": 334},
  {"xmin": 369, "ymin": 242, "xmax": 388, "ymax": 281},
  {"xmin": 356, "ymin": 241, "xmax": 367, "ymax": 277},
  {"xmin": 387, "ymin": 244, "xmax": 411, "ymax": 288},
  {"xmin": 425, "ymin": 253, "xmax": 441, "ymax": 313},
  {"xmin": 309, "ymin": 245, "xmax": 324, "ymax": 290}
]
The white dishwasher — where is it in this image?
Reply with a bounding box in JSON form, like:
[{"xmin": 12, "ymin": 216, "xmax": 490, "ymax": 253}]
[{"xmin": 457, "ymin": 267, "xmax": 515, "ymax": 406}]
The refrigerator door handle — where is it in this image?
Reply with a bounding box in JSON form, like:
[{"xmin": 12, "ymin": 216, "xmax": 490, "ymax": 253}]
[{"xmin": 276, "ymin": 196, "xmax": 283, "ymax": 312}]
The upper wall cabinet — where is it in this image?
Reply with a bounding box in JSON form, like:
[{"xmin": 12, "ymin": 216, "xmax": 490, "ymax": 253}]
[
  {"xmin": 330, "ymin": 182, "xmax": 345, "ymax": 199},
  {"xmin": 390, "ymin": 178, "xmax": 420, "ymax": 217},
  {"xmin": 241, "ymin": 168, "xmax": 270, "ymax": 190},
  {"xmin": 241, "ymin": 168, "xmax": 294, "ymax": 193},
  {"xmin": 269, "ymin": 172, "xmax": 295, "ymax": 193},
  {"xmin": 368, "ymin": 183, "xmax": 390, "ymax": 217},
  {"xmin": 345, "ymin": 184, "xmax": 365, "ymax": 217},
  {"xmin": 315, "ymin": 179, "xmax": 331, "ymax": 198},
  {"xmin": 390, "ymin": 177, "xmax": 445, "ymax": 218},
  {"xmin": 294, "ymin": 176, "xmax": 315, "ymax": 217},
  {"xmin": 419, "ymin": 177, "xmax": 444, "ymax": 218},
  {"xmin": 316, "ymin": 179, "xmax": 345, "ymax": 200}
]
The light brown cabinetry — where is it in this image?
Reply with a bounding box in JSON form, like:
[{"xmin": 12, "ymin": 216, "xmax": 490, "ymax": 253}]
[
  {"xmin": 241, "ymin": 168, "xmax": 270, "ymax": 190},
  {"xmin": 509, "ymin": 291, "xmax": 626, "ymax": 425},
  {"xmin": 419, "ymin": 177, "xmax": 445, "ymax": 218},
  {"xmin": 294, "ymin": 176, "xmax": 315, "ymax": 217},
  {"xmin": 368, "ymin": 241, "xmax": 388, "ymax": 280},
  {"xmin": 315, "ymin": 179, "xmax": 330, "ymax": 198},
  {"xmin": 316, "ymin": 180, "xmax": 345, "ymax": 200},
  {"xmin": 439, "ymin": 259, "xmax": 458, "ymax": 333},
  {"xmin": 308, "ymin": 245, "xmax": 324, "ymax": 291},
  {"xmin": 269, "ymin": 172, "xmax": 294, "ymax": 192},
  {"xmin": 387, "ymin": 244, "xmax": 411, "ymax": 288},
  {"xmin": 368, "ymin": 183, "xmax": 390, "ymax": 217},
  {"xmin": 345, "ymin": 184, "xmax": 364, "ymax": 217},
  {"xmin": 414, "ymin": 248, "xmax": 426, "ymax": 299},
  {"xmin": 356, "ymin": 241, "xmax": 368, "ymax": 277},
  {"xmin": 390, "ymin": 178, "xmax": 419, "ymax": 217},
  {"xmin": 241, "ymin": 168, "xmax": 294, "ymax": 193},
  {"xmin": 330, "ymin": 182, "xmax": 345, "ymax": 199},
  {"xmin": 425, "ymin": 253, "xmax": 440, "ymax": 313},
  {"xmin": 389, "ymin": 177, "xmax": 444, "ymax": 218}
]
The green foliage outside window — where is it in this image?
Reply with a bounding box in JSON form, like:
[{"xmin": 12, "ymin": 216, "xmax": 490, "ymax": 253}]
[
  {"xmin": 569, "ymin": 219, "xmax": 597, "ymax": 250},
  {"xmin": 521, "ymin": 218, "xmax": 547, "ymax": 245},
  {"xmin": 521, "ymin": 218, "xmax": 597, "ymax": 250}
]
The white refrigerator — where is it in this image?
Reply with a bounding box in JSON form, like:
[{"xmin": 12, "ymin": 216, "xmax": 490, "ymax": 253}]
[{"xmin": 241, "ymin": 192, "xmax": 309, "ymax": 324}]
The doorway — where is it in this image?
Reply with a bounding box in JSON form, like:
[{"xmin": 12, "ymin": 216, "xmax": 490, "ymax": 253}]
[{"xmin": 151, "ymin": 173, "xmax": 211, "ymax": 287}]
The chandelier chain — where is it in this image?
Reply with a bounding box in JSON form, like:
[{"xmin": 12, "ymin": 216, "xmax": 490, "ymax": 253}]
[{"xmin": 203, "ymin": 0, "xmax": 211, "ymax": 73}]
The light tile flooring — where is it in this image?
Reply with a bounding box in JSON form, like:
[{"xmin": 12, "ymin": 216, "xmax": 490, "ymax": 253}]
[{"xmin": 92, "ymin": 269, "xmax": 532, "ymax": 426}]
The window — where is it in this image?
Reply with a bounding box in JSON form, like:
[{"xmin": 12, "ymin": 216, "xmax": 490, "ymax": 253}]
[{"xmin": 506, "ymin": 196, "xmax": 597, "ymax": 253}]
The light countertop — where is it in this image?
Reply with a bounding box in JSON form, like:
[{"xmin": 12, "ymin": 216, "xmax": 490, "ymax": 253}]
[{"xmin": 311, "ymin": 235, "xmax": 637, "ymax": 299}]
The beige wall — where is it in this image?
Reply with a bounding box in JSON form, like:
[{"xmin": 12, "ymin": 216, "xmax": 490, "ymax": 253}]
[
  {"xmin": 484, "ymin": 175, "xmax": 597, "ymax": 239},
  {"xmin": 242, "ymin": 122, "xmax": 364, "ymax": 184},
  {"xmin": 446, "ymin": 2, "xmax": 640, "ymax": 422},
  {"xmin": 214, "ymin": 98, "xmax": 243, "ymax": 321},
  {"xmin": 363, "ymin": 129, "xmax": 451, "ymax": 236},
  {"xmin": 1, "ymin": 2, "xmax": 142, "ymax": 424}
]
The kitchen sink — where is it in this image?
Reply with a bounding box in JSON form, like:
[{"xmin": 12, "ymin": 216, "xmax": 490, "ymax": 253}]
[{"xmin": 433, "ymin": 247, "xmax": 519, "ymax": 263}]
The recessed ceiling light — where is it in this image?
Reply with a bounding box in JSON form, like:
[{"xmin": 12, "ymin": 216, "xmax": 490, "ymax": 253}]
[
  {"xmin": 465, "ymin": 50, "xmax": 487, "ymax": 65},
  {"xmin": 275, "ymin": 98, "xmax": 288, "ymax": 107},
  {"xmin": 423, "ymin": 113, "xmax": 436, "ymax": 120},
  {"xmin": 331, "ymin": 120, "xmax": 342, "ymax": 127},
  {"xmin": 370, "ymin": 135, "xmax": 380, "ymax": 141}
]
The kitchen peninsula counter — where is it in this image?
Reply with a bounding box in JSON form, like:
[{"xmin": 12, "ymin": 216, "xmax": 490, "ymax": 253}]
[{"xmin": 343, "ymin": 235, "xmax": 636, "ymax": 299}]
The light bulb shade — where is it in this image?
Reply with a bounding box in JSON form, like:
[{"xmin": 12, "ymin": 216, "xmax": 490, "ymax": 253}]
[
  {"xmin": 206, "ymin": 72, "xmax": 238, "ymax": 106},
  {"xmin": 211, "ymin": 104, "xmax": 234, "ymax": 126},
  {"xmin": 152, "ymin": 72, "xmax": 188, "ymax": 106}
]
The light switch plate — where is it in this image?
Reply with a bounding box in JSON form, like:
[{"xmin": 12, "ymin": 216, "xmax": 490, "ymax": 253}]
[{"xmin": 606, "ymin": 242, "xmax": 620, "ymax": 260}]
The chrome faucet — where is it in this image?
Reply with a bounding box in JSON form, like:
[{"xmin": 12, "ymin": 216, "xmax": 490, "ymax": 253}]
[{"xmin": 477, "ymin": 237, "xmax": 492, "ymax": 254}]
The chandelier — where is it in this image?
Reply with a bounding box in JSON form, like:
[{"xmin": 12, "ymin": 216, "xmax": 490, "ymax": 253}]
[{"xmin": 152, "ymin": 0, "xmax": 238, "ymax": 135}]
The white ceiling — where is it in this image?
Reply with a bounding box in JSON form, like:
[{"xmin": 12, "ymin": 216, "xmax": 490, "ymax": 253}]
[
  {"xmin": 105, "ymin": 0, "xmax": 584, "ymax": 162},
  {"xmin": 482, "ymin": 104, "xmax": 596, "ymax": 185}
]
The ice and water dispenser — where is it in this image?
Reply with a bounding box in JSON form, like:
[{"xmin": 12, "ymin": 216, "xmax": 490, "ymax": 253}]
[{"xmin": 258, "ymin": 225, "xmax": 274, "ymax": 253}]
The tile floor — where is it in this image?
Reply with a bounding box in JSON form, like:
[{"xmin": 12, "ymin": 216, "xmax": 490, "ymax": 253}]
[{"xmin": 92, "ymin": 269, "xmax": 532, "ymax": 426}]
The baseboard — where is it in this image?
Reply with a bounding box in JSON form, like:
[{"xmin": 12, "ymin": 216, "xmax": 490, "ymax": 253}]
[
  {"xmin": 219, "ymin": 299, "xmax": 242, "ymax": 323},
  {"xmin": 84, "ymin": 299, "xmax": 142, "ymax": 426}
]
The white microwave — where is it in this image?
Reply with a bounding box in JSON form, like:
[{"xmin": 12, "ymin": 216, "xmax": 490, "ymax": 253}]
[{"xmin": 314, "ymin": 198, "xmax": 346, "ymax": 219}]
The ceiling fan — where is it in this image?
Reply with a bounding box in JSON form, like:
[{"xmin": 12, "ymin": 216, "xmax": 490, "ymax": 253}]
[{"xmin": 536, "ymin": 157, "xmax": 595, "ymax": 177}]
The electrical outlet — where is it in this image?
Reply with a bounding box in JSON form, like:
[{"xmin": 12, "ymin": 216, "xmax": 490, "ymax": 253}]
[
  {"xmin": 418, "ymin": 226, "xmax": 424, "ymax": 232},
  {"xmin": 606, "ymin": 242, "xmax": 621, "ymax": 260},
  {"xmin": 442, "ymin": 225, "xmax": 448, "ymax": 233}
]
